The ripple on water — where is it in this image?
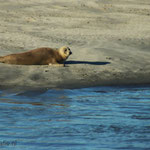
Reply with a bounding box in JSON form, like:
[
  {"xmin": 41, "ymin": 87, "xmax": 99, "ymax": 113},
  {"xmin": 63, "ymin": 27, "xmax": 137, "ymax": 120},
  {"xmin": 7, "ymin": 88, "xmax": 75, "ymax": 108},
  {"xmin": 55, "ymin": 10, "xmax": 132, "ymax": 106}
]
[{"xmin": 0, "ymin": 86, "xmax": 150, "ymax": 150}]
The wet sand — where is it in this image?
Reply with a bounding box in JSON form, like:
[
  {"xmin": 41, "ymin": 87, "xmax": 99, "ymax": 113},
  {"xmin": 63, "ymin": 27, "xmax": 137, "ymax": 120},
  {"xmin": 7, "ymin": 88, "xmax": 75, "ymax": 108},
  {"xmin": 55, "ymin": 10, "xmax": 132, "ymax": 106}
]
[{"xmin": 0, "ymin": 0, "xmax": 150, "ymax": 89}]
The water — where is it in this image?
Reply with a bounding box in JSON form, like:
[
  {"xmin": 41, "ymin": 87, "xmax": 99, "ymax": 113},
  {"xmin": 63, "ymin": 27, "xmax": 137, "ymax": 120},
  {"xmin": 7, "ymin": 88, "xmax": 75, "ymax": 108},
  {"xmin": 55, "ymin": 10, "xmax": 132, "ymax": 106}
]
[{"xmin": 0, "ymin": 86, "xmax": 150, "ymax": 150}]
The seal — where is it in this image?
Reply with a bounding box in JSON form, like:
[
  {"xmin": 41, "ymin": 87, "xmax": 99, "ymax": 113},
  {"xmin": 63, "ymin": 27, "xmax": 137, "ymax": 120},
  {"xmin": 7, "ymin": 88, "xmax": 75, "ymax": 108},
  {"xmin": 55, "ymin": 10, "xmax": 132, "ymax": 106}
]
[{"xmin": 0, "ymin": 46, "xmax": 72, "ymax": 66}]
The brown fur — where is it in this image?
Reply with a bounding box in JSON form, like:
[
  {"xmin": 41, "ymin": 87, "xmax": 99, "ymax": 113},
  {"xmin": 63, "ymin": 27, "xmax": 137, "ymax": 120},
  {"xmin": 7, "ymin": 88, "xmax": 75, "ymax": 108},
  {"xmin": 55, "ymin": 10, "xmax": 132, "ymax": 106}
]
[{"xmin": 0, "ymin": 46, "xmax": 72, "ymax": 66}]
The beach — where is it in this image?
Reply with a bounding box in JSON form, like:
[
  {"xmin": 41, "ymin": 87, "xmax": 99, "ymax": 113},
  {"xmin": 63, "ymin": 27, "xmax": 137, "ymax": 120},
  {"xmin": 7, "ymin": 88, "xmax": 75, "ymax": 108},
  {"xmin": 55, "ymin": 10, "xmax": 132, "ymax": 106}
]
[{"xmin": 0, "ymin": 0, "xmax": 150, "ymax": 89}]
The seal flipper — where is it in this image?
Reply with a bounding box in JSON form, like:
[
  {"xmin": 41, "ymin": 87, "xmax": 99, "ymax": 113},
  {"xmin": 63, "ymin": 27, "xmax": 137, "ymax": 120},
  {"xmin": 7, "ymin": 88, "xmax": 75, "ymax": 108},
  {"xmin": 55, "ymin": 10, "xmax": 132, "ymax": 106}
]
[{"xmin": 0, "ymin": 56, "xmax": 5, "ymax": 63}]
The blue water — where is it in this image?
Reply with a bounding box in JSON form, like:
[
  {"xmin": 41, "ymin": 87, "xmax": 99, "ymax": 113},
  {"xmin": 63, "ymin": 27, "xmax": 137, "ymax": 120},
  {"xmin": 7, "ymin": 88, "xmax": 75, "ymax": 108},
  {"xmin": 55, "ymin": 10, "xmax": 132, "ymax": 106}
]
[{"xmin": 0, "ymin": 86, "xmax": 150, "ymax": 150}]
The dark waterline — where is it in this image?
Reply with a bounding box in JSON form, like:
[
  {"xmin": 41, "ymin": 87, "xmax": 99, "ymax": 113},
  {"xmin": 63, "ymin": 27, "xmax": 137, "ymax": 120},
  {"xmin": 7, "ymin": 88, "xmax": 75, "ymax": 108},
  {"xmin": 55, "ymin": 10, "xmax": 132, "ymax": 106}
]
[{"xmin": 0, "ymin": 86, "xmax": 150, "ymax": 150}]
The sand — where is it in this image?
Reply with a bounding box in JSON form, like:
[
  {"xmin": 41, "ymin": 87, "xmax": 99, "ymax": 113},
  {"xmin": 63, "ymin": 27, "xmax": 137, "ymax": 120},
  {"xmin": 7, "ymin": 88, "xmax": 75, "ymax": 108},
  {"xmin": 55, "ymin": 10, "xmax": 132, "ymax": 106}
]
[{"xmin": 0, "ymin": 0, "xmax": 150, "ymax": 90}]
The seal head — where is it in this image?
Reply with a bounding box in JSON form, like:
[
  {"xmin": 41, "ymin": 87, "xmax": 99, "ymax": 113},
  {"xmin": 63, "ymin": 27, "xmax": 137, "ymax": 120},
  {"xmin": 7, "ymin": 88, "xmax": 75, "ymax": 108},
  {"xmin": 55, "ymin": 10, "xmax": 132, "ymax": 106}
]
[{"xmin": 58, "ymin": 46, "xmax": 72, "ymax": 60}]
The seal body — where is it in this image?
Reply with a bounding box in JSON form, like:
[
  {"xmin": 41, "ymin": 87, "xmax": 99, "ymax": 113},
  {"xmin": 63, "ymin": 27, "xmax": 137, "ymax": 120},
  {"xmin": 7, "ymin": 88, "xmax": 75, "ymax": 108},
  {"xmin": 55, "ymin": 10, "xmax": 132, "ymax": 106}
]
[{"xmin": 0, "ymin": 46, "xmax": 72, "ymax": 66}]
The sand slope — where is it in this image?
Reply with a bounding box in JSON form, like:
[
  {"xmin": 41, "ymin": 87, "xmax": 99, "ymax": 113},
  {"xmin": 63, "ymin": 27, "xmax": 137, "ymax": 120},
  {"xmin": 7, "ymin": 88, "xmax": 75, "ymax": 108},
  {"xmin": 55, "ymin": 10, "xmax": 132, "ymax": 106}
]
[{"xmin": 0, "ymin": 0, "xmax": 150, "ymax": 89}]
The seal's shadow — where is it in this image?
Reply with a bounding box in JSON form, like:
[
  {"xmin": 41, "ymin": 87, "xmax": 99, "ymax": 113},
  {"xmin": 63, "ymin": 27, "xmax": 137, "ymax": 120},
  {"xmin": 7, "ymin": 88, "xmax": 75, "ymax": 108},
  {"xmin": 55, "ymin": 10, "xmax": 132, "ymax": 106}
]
[{"xmin": 65, "ymin": 60, "xmax": 110, "ymax": 65}]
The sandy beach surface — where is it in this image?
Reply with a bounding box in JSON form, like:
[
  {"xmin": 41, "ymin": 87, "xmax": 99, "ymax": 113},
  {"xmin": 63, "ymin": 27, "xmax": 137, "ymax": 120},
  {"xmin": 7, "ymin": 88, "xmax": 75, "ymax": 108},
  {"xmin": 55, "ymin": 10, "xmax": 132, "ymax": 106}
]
[{"xmin": 0, "ymin": 0, "xmax": 150, "ymax": 90}]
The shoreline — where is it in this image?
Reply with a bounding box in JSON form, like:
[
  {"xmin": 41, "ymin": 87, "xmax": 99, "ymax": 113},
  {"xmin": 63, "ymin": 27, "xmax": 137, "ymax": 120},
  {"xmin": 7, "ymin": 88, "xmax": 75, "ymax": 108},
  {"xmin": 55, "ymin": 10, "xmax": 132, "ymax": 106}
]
[
  {"xmin": 0, "ymin": 64, "xmax": 150, "ymax": 91},
  {"xmin": 1, "ymin": 82, "xmax": 150, "ymax": 93}
]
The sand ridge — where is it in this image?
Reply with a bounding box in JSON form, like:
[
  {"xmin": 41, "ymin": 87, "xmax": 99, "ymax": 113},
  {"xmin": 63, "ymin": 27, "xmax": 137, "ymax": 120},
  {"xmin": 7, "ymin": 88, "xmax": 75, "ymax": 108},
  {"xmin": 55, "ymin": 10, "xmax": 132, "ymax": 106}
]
[{"xmin": 0, "ymin": 0, "xmax": 150, "ymax": 89}]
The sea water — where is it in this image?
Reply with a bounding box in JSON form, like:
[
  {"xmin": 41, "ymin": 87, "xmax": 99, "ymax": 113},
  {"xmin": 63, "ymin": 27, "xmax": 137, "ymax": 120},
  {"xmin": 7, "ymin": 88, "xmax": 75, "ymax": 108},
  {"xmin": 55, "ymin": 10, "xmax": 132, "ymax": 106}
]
[{"xmin": 0, "ymin": 86, "xmax": 150, "ymax": 150}]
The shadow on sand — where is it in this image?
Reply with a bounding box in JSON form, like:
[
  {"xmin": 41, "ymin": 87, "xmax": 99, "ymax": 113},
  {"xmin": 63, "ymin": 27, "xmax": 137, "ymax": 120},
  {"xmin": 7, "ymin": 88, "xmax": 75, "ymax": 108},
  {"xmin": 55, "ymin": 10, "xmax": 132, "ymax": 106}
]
[{"xmin": 65, "ymin": 60, "xmax": 110, "ymax": 65}]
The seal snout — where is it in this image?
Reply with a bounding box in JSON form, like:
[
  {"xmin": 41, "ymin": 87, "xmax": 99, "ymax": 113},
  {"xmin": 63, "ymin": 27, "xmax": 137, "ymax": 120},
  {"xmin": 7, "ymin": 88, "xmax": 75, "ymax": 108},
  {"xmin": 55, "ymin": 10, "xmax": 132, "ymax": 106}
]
[{"xmin": 69, "ymin": 51, "xmax": 72, "ymax": 55}]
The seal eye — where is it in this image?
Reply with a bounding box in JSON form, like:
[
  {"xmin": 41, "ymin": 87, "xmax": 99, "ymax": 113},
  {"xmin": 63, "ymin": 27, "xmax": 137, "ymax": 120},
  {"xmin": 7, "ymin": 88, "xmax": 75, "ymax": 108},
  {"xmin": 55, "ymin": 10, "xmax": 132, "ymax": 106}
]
[{"xmin": 64, "ymin": 49, "xmax": 68, "ymax": 54}]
